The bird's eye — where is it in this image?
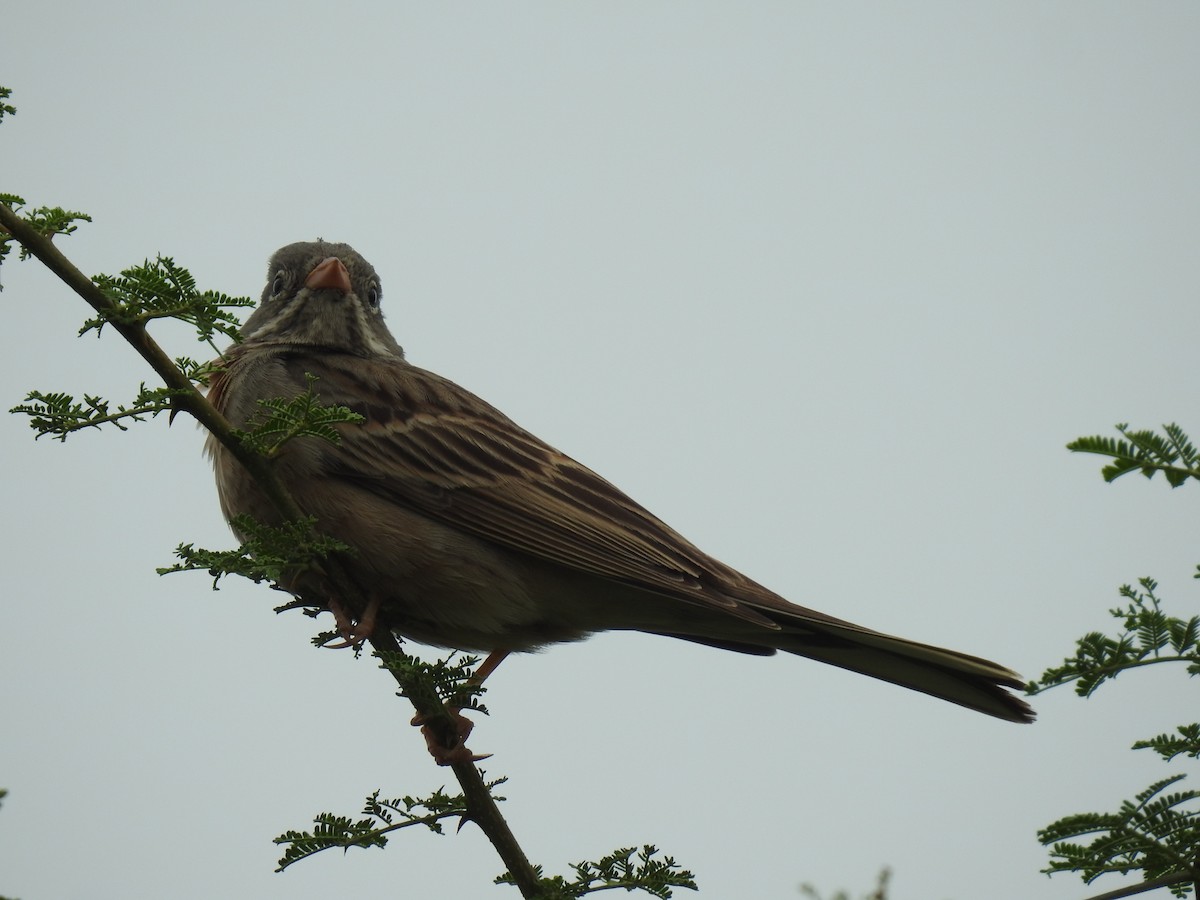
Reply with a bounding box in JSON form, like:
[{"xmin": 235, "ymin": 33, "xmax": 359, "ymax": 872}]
[
  {"xmin": 366, "ymin": 282, "xmax": 381, "ymax": 310},
  {"xmin": 271, "ymin": 270, "xmax": 288, "ymax": 297}
]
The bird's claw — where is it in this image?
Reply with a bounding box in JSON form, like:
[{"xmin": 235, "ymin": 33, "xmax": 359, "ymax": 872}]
[
  {"xmin": 411, "ymin": 709, "xmax": 490, "ymax": 766},
  {"xmin": 321, "ymin": 596, "xmax": 381, "ymax": 650}
]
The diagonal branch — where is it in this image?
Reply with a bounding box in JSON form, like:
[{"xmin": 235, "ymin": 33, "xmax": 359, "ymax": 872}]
[
  {"xmin": 0, "ymin": 202, "xmax": 290, "ymax": 508},
  {"xmin": 368, "ymin": 629, "xmax": 537, "ymax": 890},
  {"xmin": 0, "ymin": 202, "xmax": 544, "ymax": 897}
]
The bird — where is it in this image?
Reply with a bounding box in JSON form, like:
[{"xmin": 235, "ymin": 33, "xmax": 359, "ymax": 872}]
[{"xmin": 207, "ymin": 239, "xmax": 1034, "ymax": 750}]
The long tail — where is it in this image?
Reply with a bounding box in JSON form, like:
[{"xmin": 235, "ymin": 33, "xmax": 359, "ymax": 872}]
[
  {"xmin": 665, "ymin": 616, "xmax": 1035, "ymax": 723},
  {"xmin": 779, "ymin": 625, "xmax": 1034, "ymax": 723}
]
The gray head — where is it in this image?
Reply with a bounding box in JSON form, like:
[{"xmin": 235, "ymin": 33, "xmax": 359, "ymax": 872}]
[{"xmin": 238, "ymin": 241, "xmax": 404, "ymax": 359}]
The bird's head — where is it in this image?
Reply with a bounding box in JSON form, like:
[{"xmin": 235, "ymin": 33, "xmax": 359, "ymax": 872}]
[{"xmin": 238, "ymin": 240, "xmax": 404, "ymax": 359}]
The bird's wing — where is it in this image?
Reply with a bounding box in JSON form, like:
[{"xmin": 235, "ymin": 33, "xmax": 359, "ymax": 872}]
[{"xmin": 300, "ymin": 352, "xmax": 790, "ymax": 627}]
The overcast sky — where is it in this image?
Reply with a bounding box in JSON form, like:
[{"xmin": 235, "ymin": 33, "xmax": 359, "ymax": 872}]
[{"xmin": 4, "ymin": 4, "xmax": 1199, "ymax": 899}]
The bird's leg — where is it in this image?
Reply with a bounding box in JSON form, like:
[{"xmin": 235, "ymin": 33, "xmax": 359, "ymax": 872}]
[
  {"xmin": 321, "ymin": 594, "xmax": 381, "ymax": 650},
  {"xmin": 468, "ymin": 649, "xmax": 511, "ymax": 689},
  {"xmin": 410, "ymin": 708, "xmax": 488, "ymax": 765},
  {"xmin": 412, "ymin": 649, "xmax": 511, "ymax": 766}
]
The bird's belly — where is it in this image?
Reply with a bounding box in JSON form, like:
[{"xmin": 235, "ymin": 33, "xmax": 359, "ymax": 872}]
[{"xmin": 228, "ymin": 470, "xmax": 596, "ymax": 652}]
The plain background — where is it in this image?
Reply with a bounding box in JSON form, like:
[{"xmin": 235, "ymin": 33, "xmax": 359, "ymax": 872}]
[{"xmin": 3, "ymin": 4, "xmax": 1198, "ymax": 898}]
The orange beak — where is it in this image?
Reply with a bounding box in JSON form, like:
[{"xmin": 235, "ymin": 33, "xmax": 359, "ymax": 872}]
[{"xmin": 306, "ymin": 256, "xmax": 353, "ymax": 294}]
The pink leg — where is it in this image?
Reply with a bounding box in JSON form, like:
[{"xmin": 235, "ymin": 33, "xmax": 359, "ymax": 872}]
[
  {"xmin": 410, "ymin": 709, "xmax": 492, "ymax": 766},
  {"xmin": 472, "ymin": 649, "xmax": 511, "ymax": 686},
  {"xmin": 410, "ymin": 651, "xmax": 511, "ymax": 765}
]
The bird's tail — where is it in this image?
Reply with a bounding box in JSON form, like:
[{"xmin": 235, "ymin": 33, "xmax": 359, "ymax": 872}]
[
  {"xmin": 665, "ymin": 612, "xmax": 1035, "ymax": 723},
  {"xmin": 775, "ymin": 624, "xmax": 1035, "ymax": 723}
]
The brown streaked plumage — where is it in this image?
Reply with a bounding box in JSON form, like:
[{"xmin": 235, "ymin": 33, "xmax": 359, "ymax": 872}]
[{"xmin": 208, "ymin": 240, "xmax": 1034, "ymax": 725}]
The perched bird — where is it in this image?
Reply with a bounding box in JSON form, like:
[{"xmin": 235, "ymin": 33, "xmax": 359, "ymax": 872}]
[{"xmin": 208, "ymin": 240, "xmax": 1034, "ymax": 738}]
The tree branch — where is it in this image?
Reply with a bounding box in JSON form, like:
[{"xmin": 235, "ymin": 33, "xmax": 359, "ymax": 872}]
[
  {"xmin": 0, "ymin": 202, "xmax": 299, "ymax": 510},
  {"xmin": 1, "ymin": 203, "xmax": 544, "ymax": 897},
  {"xmin": 368, "ymin": 630, "xmax": 540, "ymax": 894}
]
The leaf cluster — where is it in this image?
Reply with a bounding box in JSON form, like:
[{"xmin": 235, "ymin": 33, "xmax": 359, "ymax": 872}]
[
  {"xmin": 157, "ymin": 514, "xmax": 351, "ymax": 589},
  {"xmin": 1069, "ymin": 423, "xmax": 1200, "ymax": 488},
  {"xmin": 274, "ymin": 786, "xmax": 486, "ymax": 871},
  {"xmin": 0, "ymin": 191, "xmax": 92, "ymax": 271},
  {"xmin": 1039, "ymin": 775, "xmax": 1200, "ymax": 898},
  {"xmin": 0, "ymin": 85, "xmax": 15, "ymax": 122},
  {"xmin": 275, "ymin": 793, "xmax": 696, "ymax": 898},
  {"xmin": 1135, "ymin": 726, "xmax": 1200, "ymax": 763},
  {"xmin": 86, "ymin": 256, "xmax": 253, "ymax": 348},
  {"xmin": 10, "ymin": 383, "xmax": 193, "ymax": 440},
  {"xmin": 1034, "ymin": 580, "xmax": 1200, "ymax": 897},
  {"xmin": 494, "ymin": 845, "xmax": 697, "ymax": 899},
  {"xmin": 1034, "ymin": 423, "xmax": 1200, "ymax": 898},
  {"xmin": 1027, "ymin": 578, "xmax": 1200, "ymax": 697},
  {"xmin": 235, "ymin": 372, "xmax": 364, "ymax": 457},
  {"xmin": 376, "ymin": 649, "xmax": 489, "ymax": 715}
]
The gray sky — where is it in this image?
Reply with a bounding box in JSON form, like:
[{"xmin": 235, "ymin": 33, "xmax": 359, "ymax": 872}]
[{"xmin": 4, "ymin": 4, "xmax": 1199, "ymax": 899}]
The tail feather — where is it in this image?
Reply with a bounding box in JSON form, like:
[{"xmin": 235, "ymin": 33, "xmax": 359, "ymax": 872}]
[
  {"xmin": 660, "ymin": 619, "xmax": 1035, "ymax": 723},
  {"xmin": 778, "ymin": 626, "xmax": 1034, "ymax": 723}
]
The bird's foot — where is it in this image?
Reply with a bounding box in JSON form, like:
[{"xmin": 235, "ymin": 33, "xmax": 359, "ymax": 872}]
[
  {"xmin": 411, "ymin": 708, "xmax": 491, "ymax": 766},
  {"xmin": 321, "ymin": 595, "xmax": 381, "ymax": 650}
]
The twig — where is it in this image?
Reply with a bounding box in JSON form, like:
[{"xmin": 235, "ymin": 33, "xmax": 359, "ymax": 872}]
[
  {"xmin": 0, "ymin": 203, "xmax": 296, "ymax": 512},
  {"xmin": 368, "ymin": 630, "xmax": 540, "ymax": 894}
]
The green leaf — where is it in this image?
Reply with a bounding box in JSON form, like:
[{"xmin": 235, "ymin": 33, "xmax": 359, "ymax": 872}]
[
  {"xmin": 1038, "ymin": 775, "xmax": 1200, "ymax": 895},
  {"xmin": 86, "ymin": 256, "xmax": 253, "ymax": 345},
  {"xmin": 274, "ymin": 784, "xmax": 499, "ymax": 871},
  {"xmin": 157, "ymin": 515, "xmax": 351, "ymax": 588},
  {"xmin": 495, "ymin": 844, "xmax": 698, "ymax": 898},
  {"xmin": 0, "ymin": 84, "xmax": 16, "ymax": 121},
  {"xmin": 10, "ymin": 385, "xmax": 190, "ymax": 441},
  {"xmin": 235, "ymin": 373, "xmax": 364, "ymax": 456},
  {"xmin": 0, "ymin": 190, "xmax": 92, "ymax": 271},
  {"xmin": 1069, "ymin": 424, "xmax": 1200, "ymax": 487},
  {"xmin": 375, "ymin": 649, "xmax": 489, "ymax": 715},
  {"xmin": 1027, "ymin": 578, "xmax": 1200, "ymax": 696},
  {"xmin": 1134, "ymin": 725, "xmax": 1200, "ymax": 763}
]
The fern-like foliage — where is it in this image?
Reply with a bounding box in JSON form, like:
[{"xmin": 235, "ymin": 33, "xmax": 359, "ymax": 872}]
[
  {"xmin": 0, "ymin": 191, "xmax": 93, "ymax": 270},
  {"xmin": 494, "ymin": 845, "xmax": 698, "ymax": 898},
  {"xmin": 85, "ymin": 256, "xmax": 254, "ymax": 347},
  {"xmin": 1068, "ymin": 423, "xmax": 1200, "ymax": 487},
  {"xmin": 1038, "ymin": 775, "xmax": 1200, "ymax": 898},
  {"xmin": 10, "ymin": 384, "xmax": 192, "ymax": 440},
  {"xmin": 1027, "ymin": 578, "xmax": 1200, "ymax": 697},
  {"xmin": 375, "ymin": 649, "xmax": 489, "ymax": 716},
  {"xmin": 1135, "ymin": 726, "xmax": 1200, "ymax": 763},
  {"xmin": 274, "ymin": 786, "xmax": 494, "ymax": 872},
  {"xmin": 0, "ymin": 85, "xmax": 15, "ymax": 121},
  {"xmin": 1037, "ymin": 424, "xmax": 1200, "ymax": 897},
  {"xmin": 1032, "ymin": 571, "xmax": 1200, "ymax": 891},
  {"xmin": 157, "ymin": 514, "xmax": 351, "ymax": 588},
  {"xmin": 173, "ymin": 355, "xmax": 221, "ymax": 388},
  {"xmin": 235, "ymin": 373, "xmax": 364, "ymax": 457}
]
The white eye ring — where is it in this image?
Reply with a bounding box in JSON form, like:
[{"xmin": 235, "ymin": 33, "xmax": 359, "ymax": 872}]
[
  {"xmin": 271, "ymin": 270, "xmax": 287, "ymax": 296},
  {"xmin": 366, "ymin": 283, "xmax": 381, "ymax": 309}
]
